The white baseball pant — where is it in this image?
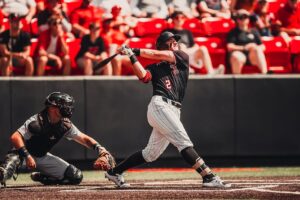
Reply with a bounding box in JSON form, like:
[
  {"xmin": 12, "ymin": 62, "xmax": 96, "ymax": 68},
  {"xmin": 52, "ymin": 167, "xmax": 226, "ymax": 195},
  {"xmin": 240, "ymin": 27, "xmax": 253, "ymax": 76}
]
[{"xmin": 142, "ymin": 95, "xmax": 194, "ymax": 162}]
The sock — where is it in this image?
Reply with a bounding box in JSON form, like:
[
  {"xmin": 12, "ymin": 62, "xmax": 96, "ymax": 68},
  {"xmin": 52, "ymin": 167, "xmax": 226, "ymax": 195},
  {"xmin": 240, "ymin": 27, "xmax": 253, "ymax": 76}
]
[
  {"xmin": 180, "ymin": 147, "xmax": 213, "ymax": 177},
  {"xmin": 180, "ymin": 147, "xmax": 200, "ymax": 166},
  {"xmin": 109, "ymin": 151, "xmax": 146, "ymax": 175}
]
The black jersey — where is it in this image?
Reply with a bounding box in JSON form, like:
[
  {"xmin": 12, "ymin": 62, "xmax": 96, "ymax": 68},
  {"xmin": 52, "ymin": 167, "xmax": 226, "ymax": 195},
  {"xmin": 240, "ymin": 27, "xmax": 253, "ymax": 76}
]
[
  {"xmin": 147, "ymin": 50, "xmax": 189, "ymax": 103},
  {"xmin": 0, "ymin": 30, "xmax": 31, "ymax": 52}
]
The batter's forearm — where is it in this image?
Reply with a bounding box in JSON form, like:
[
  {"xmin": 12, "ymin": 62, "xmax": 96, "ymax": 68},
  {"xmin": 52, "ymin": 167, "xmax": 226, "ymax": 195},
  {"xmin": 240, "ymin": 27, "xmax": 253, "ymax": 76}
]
[{"xmin": 132, "ymin": 61, "xmax": 147, "ymax": 79}]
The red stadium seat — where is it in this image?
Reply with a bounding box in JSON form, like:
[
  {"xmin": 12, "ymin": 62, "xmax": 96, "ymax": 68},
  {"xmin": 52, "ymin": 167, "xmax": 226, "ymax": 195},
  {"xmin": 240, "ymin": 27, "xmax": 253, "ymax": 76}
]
[
  {"xmin": 262, "ymin": 36, "xmax": 291, "ymax": 73},
  {"xmin": 2, "ymin": 18, "xmax": 9, "ymax": 30},
  {"xmin": 289, "ymin": 36, "xmax": 300, "ymax": 73},
  {"xmin": 66, "ymin": 38, "xmax": 82, "ymax": 75},
  {"xmin": 182, "ymin": 18, "xmax": 205, "ymax": 37},
  {"xmin": 267, "ymin": 0, "xmax": 287, "ymax": 14},
  {"xmin": 133, "ymin": 18, "xmax": 168, "ymax": 37},
  {"xmin": 293, "ymin": 54, "xmax": 300, "ymax": 73},
  {"xmin": 128, "ymin": 37, "xmax": 156, "ymax": 49},
  {"xmin": 194, "ymin": 37, "xmax": 227, "ymax": 74},
  {"xmin": 201, "ymin": 18, "xmax": 235, "ymax": 38},
  {"xmin": 290, "ymin": 36, "xmax": 300, "ymax": 54}
]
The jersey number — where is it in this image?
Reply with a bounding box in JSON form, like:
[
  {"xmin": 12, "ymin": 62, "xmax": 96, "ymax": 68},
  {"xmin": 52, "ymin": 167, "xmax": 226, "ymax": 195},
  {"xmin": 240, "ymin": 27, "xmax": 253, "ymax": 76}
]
[{"xmin": 165, "ymin": 79, "xmax": 172, "ymax": 90}]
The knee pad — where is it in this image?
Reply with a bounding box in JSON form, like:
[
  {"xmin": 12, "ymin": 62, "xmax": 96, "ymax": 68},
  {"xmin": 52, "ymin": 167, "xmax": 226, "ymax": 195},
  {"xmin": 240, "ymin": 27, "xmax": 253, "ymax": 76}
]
[{"xmin": 63, "ymin": 164, "xmax": 83, "ymax": 185}]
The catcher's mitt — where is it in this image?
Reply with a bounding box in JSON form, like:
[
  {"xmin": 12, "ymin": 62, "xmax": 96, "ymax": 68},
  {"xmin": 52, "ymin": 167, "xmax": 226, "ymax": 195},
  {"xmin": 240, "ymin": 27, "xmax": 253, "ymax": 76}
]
[{"xmin": 93, "ymin": 148, "xmax": 116, "ymax": 171}]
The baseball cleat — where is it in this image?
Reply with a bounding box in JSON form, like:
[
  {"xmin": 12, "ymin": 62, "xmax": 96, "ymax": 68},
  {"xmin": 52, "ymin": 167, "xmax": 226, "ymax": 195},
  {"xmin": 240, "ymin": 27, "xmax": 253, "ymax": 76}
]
[
  {"xmin": 105, "ymin": 172, "xmax": 130, "ymax": 188},
  {"xmin": 202, "ymin": 175, "xmax": 231, "ymax": 188}
]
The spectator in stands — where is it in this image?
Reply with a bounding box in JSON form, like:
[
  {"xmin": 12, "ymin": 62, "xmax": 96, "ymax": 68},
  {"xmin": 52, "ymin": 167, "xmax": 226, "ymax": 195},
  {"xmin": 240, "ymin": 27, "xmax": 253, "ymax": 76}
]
[
  {"xmin": 101, "ymin": 18, "xmax": 129, "ymax": 75},
  {"xmin": 227, "ymin": 9, "xmax": 267, "ymax": 74},
  {"xmin": 76, "ymin": 22, "xmax": 112, "ymax": 75},
  {"xmin": 230, "ymin": 0, "xmax": 257, "ymax": 12},
  {"xmin": 108, "ymin": 5, "xmax": 136, "ymax": 38},
  {"xmin": 70, "ymin": 0, "xmax": 104, "ymax": 38},
  {"xmin": 275, "ymin": 0, "xmax": 300, "ymax": 37},
  {"xmin": 130, "ymin": 0, "xmax": 168, "ymax": 19},
  {"xmin": 94, "ymin": 0, "xmax": 132, "ymax": 18},
  {"xmin": 167, "ymin": 0, "xmax": 199, "ymax": 18},
  {"xmin": 164, "ymin": 11, "xmax": 225, "ymax": 75},
  {"xmin": 196, "ymin": 0, "xmax": 231, "ymax": 19},
  {"xmin": 35, "ymin": 15, "xmax": 71, "ymax": 76},
  {"xmin": 0, "ymin": 0, "xmax": 36, "ymax": 23},
  {"xmin": 37, "ymin": 0, "xmax": 72, "ymax": 34},
  {"xmin": 250, "ymin": 0, "xmax": 276, "ymax": 37},
  {"xmin": 36, "ymin": 0, "xmax": 45, "ymax": 13},
  {"xmin": 0, "ymin": 14, "xmax": 34, "ymax": 76}
]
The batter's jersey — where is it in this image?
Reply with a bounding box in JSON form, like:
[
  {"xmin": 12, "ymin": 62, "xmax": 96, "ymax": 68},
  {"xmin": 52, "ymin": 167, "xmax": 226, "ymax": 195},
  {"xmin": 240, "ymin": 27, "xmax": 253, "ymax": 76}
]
[
  {"xmin": 147, "ymin": 50, "xmax": 189, "ymax": 103},
  {"xmin": 18, "ymin": 112, "xmax": 80, "ymax": 157}
]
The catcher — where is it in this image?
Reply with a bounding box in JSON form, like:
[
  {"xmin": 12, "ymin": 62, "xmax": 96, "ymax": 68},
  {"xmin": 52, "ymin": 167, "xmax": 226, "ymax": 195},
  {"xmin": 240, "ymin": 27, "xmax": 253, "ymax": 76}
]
[{"xmin": 0, "ymin": 92, "xmax": 115, "ymax": 187}]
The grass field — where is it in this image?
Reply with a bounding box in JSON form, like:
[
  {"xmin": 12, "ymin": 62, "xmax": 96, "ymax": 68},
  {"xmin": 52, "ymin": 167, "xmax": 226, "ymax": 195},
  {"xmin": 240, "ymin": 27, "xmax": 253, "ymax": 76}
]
[
  {"xmin": 2, "ymin": 167, "xmax": 300, "ymax": 199},
  {"xmin": 5, "ymin": 167, "xmax": 300, "ymax": 185}
]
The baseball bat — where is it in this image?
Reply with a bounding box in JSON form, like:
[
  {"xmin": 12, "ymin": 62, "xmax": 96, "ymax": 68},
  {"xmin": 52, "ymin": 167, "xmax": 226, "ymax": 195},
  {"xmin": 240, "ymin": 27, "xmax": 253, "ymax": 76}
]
[{"xmin": 93, "ymin": 53, "xmax": 119, "ymax": 72}]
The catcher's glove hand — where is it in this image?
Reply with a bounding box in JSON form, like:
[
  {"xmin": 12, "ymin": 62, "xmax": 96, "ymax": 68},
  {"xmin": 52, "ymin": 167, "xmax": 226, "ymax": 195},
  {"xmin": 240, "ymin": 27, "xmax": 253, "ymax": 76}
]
[{"xmin": 93, "ymin": 148, "xmax": 116, "ymax": 171}]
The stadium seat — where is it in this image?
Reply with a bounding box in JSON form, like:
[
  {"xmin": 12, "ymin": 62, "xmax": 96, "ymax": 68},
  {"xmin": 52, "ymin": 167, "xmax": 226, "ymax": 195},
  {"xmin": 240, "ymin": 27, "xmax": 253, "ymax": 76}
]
[
  {"xmin": 201, "ymin": 18, "xmax": 235, "ymax": 38},
  {"xmin": 66, "ymin": 38, "xmax": 82, "ymax": 75},
  {"xmin": 194, "ymin": 37, "xmax": 227, "ymax": 74},
  {"xmin": 133, "ymin": 18, "xmax": 168, "ymax": 37},
  {"xmin": 262, "ymin": 36, "xmax": 291, "ymax": 73},
  {"xmin": 267, "ymin": 0, "xmax": 287, "ymax": 14},
  {"xmin": 2, "ymin": 18, "xmax": 9, "ymax": 30},
  {"xmin": 289, "ymin": 36, "xmax": 300, "ymax": 73},
  {"xmin": 182, "ymin": 18, "xmax": 205, "ymax": 37},
  {"xmin": 290, "ymin": 36, "xmax": 300, "ymax": 54},
  {"xmin": 293, "ymin": 54, "xmax": 300, "ymax": 73}
]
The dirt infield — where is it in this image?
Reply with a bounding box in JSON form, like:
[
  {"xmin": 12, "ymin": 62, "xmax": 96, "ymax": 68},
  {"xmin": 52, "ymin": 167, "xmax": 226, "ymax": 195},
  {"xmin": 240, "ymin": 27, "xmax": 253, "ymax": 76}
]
[{"xmin": 1, "ymin": 176, "xmax": 299, "ymax": 199}]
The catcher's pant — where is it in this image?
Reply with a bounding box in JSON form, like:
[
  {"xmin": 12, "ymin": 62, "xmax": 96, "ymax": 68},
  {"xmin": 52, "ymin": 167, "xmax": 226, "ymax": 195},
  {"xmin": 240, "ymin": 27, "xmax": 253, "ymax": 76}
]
[
  {"xmin": 33, "ymin": 153, "xmax": 69, "ymax": 180},
  {"xmin": 142, "ymin": 95, "xmax": 194, "ymax": 162}
]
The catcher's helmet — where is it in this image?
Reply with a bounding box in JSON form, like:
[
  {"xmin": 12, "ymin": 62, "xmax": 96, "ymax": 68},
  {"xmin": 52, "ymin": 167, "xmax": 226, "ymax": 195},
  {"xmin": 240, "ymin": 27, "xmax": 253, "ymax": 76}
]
[
  {"xmin": 45, "ymin": 92, "xmax": 74, "ymax": 118},
  {"xmin": 156, "ymin": 31, "xmax": 181, "ymax": 50}
]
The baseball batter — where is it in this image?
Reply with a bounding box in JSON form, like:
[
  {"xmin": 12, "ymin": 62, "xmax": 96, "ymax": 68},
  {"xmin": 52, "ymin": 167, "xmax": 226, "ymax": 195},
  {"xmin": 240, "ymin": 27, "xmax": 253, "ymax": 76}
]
[
  {"xmin": 0, "ymin": 92, "xmax": 114, "ymax": 187},
  {"xmin": 105, "ymin": 31, "xmax": 231, "ymax": 188}
]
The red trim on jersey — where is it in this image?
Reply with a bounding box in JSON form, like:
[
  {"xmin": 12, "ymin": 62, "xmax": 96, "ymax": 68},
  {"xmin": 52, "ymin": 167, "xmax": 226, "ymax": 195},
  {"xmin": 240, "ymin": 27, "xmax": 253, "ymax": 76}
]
[{"xmin": 140, "ymin": 70, "xmax": 152, "ymax": 83}]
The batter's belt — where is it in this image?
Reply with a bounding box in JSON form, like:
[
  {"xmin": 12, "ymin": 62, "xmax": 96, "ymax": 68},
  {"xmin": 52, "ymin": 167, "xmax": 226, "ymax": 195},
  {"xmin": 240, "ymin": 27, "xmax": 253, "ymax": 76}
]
[{"xmin": 161, "ymin": 96, "xmax": 182, "ymax": 109}]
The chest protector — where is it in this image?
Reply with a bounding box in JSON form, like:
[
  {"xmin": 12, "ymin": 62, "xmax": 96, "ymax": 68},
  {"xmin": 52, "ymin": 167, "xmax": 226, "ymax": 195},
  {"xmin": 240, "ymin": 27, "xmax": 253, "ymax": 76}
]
[{"xmin": 25, "ymin": 110, "xmax": 72, "ymax": 157}]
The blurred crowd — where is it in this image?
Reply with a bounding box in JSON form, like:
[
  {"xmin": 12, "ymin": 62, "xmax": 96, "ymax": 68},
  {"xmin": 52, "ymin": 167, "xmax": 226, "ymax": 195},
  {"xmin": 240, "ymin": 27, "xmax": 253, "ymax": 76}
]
[{"xmin": 0, "ymin": 0, "xmax": 300, "ymax": 76}]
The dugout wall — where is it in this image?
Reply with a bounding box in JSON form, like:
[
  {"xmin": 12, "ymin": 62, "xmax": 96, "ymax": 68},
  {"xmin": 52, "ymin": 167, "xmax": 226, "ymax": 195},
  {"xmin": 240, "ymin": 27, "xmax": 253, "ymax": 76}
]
[{"xmin": 0, "ymin": 75, "xmax": 299, "ymax": 164}]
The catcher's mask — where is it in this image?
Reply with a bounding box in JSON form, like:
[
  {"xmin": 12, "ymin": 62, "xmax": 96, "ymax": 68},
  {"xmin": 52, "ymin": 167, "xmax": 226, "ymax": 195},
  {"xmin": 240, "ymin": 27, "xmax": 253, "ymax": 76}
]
[
  {"xmin": 156, "ymin": 31, "xmax": 181, "ymax": 50},
  {"xmin": 45, "ymin": 92, "xmax": 74, "ymax": 118}
]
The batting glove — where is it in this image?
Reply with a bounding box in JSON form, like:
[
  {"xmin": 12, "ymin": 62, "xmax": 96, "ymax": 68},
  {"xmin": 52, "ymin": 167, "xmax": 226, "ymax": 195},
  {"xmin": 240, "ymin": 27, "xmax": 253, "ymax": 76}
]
[{"xmin": 120, "ymin": 45, "xmax": 134, "ymax": 57}]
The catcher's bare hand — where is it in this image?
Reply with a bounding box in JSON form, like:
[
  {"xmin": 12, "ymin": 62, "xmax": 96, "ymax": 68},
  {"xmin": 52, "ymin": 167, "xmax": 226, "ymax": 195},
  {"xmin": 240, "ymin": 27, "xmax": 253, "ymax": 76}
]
[
  {"xmin": 26, "ymin": 155, "xmax": 36, "ymax": 169},
  {"xmin": 93, "ymin": 148, "xmax": 116, "ymax": 171}
]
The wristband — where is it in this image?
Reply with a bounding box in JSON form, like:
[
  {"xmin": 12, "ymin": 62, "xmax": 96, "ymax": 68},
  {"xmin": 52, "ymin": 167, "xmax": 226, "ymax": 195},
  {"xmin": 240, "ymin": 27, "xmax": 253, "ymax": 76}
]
[
  {"xmin": 130, "ymin": 55, "xmax": 138, "ymax": 64},
  {"xmin": 18, "ymin": 146, "xmax": 30, "ymax": 158},
  {"xmin": 132, "ymin": 48, "xmax": 140, "ymax": 56},
  {"xmin": 93, "ymin": 143, "xmax": 102, "ymax": 154}
]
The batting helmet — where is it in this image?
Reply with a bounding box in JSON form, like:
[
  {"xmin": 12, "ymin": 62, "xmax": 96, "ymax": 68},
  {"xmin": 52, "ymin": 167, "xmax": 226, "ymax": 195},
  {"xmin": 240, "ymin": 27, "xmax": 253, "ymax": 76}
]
[
  {"xmin": 156, "ymin": 31, "xmax": 181, "ymax": 50},
  {"xmin": 45, "ymin": 92, "xmax": 75, "ymax": 118}
]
